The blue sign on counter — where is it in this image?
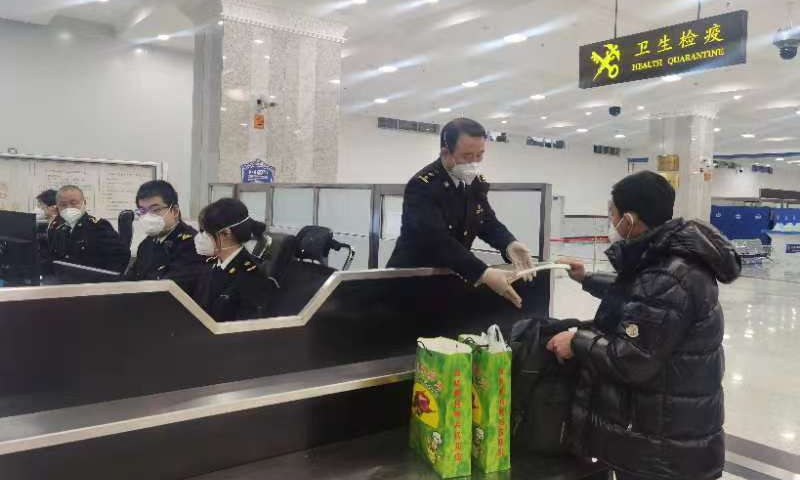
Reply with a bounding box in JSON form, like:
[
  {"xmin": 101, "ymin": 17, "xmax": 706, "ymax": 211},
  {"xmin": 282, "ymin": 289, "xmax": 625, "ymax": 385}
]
[
  {"xmin": 241, "ymin": 159, "xmax": 275, "ymax": 184},
  {"xmin": 786, "ymin": 244, "xmax": 800, "ymax": 254}
]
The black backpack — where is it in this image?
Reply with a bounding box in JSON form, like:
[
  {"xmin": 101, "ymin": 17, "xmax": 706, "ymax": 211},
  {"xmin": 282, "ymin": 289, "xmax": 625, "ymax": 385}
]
[{"xmin": 510, "ymin": 316, "xmax": 584, "ymax": 455}]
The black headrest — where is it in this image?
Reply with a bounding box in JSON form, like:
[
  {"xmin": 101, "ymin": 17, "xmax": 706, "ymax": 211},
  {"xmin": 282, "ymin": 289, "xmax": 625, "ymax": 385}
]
[{"xmin": 295, "ymin": 226, "xmax": 335, "ymax": 264}]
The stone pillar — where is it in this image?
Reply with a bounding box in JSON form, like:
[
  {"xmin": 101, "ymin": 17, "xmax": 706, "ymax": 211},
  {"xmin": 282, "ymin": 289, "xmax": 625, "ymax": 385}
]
[
  {"xmin": 189, "ymin": 0, "xmax": 346, "ymax": 216},
  {"xmin": 648, "ymin": 110, "xmax": 717, "ymax": 222}
]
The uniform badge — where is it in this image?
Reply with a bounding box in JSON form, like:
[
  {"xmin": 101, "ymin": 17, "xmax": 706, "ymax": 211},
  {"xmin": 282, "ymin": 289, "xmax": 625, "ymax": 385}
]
[
  {"xmin": 228, "ymin": 267, "xmax": 237, "ymax": 275},
  {"xmin": 475, "ymin": 204, "xmax": 484, "ymax": 216},
  {"xmin": 418, "ymin": 175, "xmax": 430, "ymax": 184},
  {"xmin": 443, "ymin": 181, "xmax": 449, "ymax": 188},
  {"xmin": 246, "ymin": 265, "xmax": 258, "ymax": 272},
  {"xmin": 625, "ymin": 324, "xmax": 640, "ymax": 338},
  {"xmin": 179, "ymin": 234, "xmax": 192, "ymax": 241}
]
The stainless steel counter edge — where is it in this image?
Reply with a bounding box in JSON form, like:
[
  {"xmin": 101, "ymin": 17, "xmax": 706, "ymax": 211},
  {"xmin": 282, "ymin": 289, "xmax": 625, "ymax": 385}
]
[
  {"xmin": 0, "ymin": 356, "xmax": 415, "ymax": 456},
  {"xmin": 0, "ymin": 268, "xmax": 452, "ymax": 335}
]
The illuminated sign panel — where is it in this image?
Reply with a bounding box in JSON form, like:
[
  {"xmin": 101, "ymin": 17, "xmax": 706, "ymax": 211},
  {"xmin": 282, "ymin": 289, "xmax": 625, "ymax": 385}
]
[{"xmin": 579, "ymin": 10, "xmax": 748, "ymax": 88}]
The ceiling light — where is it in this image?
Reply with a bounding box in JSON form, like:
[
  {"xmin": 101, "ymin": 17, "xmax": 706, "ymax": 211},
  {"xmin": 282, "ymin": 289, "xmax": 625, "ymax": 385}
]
[
  {"xmin": 776, "ymin": 157, "xmax": 785, "ymax": 161},
  {"xmin": 714, "ymin": 127, "xmax": 721, "ymax": 132},
  {"xmin": 462, "ymin": 81, "xmax": 479, "ymax": 88},
  {"xmin": 426, "ymin": 0, "xmax": 439, "ymax": 3},
  {"xmin": 329, "ymin": 79, "xmax": 341, "ymax": 84},
  {"xmin": 796, "ymin": 110, "xmax": 800, "ymax": 115},
  {"xmin": 615, "ymin": 134, "xmax": 626, "ymax": 139},
  {"xmin": 781, "ymin": 432, "xmax": 797, "ymax": 441},
  {"xmin": 741, "ymin": 133, "xmax": 756, "ymax": 138},
  {"xmin": 585, "ymin": 111, "xmax": 593, "ymax": 116},
  {"xmin": 218, "ymin": 20, "xmax": 224, "ymax": 26},
  {"xmin": 157, "ymin": 34, "xmax": 170, "ymax": 41},
  {"xmin": 222, "ymin": 55, "xmax": 226, "ymax": 60},
  {"xmin": 501, "ymin": 120, "xmax": 508, "ymax": 124},
  {"xmin": 134, "ymin": 48, "xmax": 144, "ymax": 54},
  {"xmin": 254, "ymin": 39, "xmax": 265, "ymax": 44},
  {"xmin": 504, "ymin": 34, "xmax": 527, "ymax": 44},
  {"xmin": 733, "ymin": 95, "xmax": 743, "ymax": 100},
  {"xmin": 438, "ymin": 107, "xmax": 451, "ymax": 113},
  {"xmin": 540, "ymin": 116, "xmax": 548, "ymax": 120},
  {"xmin": 97, "ymin": 0, "xmax": 109, "ymax": 2},
  {"xmin": 379, "ymin": 65, "xmax": 398, "ymax": 73},
  {"xmin": 530, "ymin": 94, "xmax": 546, "ymax": 100},
  {"xmin": 269, "ymin": 95, "xmax": 276, "ymax": 100},
  {"xmin": 576, "ymin": 128, "xmax": 588, "ymax": 133},
  {"xmin": 240, "ymin": 123, "xmax": 248, "ymax": 127},
  {"xmin": 353, "ymin": 0, "xmax": 367, "ymax": 4},
  {"xmin": 374, "ymin": 98, "xmax": 388, "ymax": 104},
  {"xmin": 637, "ymin": 105, "xmax": 645, "ymax": 110},
  {"xmin": 662, "ymin": 75, "xmax": 682, "ymax": 82},
  {"xmin": 264, "ymin": 55, "xmax": 270, "ymax": 60},
  {"xmin": 220, "ymin": 107, "xmax": 227, "ymax": 111}
]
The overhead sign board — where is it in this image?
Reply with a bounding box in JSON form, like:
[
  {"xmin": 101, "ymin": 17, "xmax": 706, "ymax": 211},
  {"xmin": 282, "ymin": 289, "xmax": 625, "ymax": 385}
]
[{"xmin": 579, "ymin": 10, "xmax": 748, "ymax": 89}]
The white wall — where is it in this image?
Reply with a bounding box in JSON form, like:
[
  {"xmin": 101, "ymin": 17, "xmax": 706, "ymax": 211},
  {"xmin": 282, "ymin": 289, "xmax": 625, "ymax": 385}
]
[
  {"xmin": 338, "ymin": 115, "xmax": 629, "ymax": 215},
  {"xmin": 0, "ymin": 19, "xmax": 194, "ymax": 214},
  {"xmin": 711, "ymin": 166, "xmax": 800, "ymax": 198}
]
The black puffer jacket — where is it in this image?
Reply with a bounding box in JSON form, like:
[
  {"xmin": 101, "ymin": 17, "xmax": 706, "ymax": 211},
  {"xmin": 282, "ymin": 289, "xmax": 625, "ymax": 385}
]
[{"xmin": 570, "ymin": 218, "xmax": 741, "ymax": 480}]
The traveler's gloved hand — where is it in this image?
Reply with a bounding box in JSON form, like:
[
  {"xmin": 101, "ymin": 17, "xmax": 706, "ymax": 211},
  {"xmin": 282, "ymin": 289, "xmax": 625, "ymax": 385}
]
[
  {"xmin": 506, "ymin": 241, "xmax": 535, "ymax": 282},
  {"xmin": 478, "ymin": 268, "xmax": 522, "ymax": 309},
  {"xmin": 546, "ymin": 330, "xmax": 576, "ymax": 362},
  {"xmin": 557, "ymin": 258, "xmax": 587, "ymax": 283}
]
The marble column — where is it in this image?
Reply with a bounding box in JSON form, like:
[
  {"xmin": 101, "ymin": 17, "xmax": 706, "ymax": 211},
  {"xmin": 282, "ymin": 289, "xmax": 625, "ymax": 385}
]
[
  {"xmin": 648, "ymin": 109, "xmax": 717, "ymax": 222},
  {"xmin": 189, "ymin": 0, "xmax": 346, "ymax": 216}
]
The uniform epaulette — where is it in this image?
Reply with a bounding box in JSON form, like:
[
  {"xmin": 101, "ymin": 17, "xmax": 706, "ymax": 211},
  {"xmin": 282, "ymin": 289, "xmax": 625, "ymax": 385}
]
[
  {"xmin": 90, "ymin": 216, "xmax": 100, "ymax": 224},
  {"xmin": 179, "ymin": 233, "xmax": 193, "ymax": 241},
  {"xmin": 205, "ymin": 256, "xmax": 217, "ymax": 264},
  {"xmin": 246, "ymin": 265, "xmax": 258, "ymax": 272},
  {"xmin": 228, "ymin": 267, "xmax": 237, "ymax": 275},
  {"xmin": 478, "ymin": 174, "xmax": 487, "ymax": 183}
]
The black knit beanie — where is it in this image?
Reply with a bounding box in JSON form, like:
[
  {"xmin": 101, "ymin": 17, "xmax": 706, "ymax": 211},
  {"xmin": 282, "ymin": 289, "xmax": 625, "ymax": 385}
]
[{"xmin": 611, "ymin": 171, "xmax": 675, "ymax": 228}]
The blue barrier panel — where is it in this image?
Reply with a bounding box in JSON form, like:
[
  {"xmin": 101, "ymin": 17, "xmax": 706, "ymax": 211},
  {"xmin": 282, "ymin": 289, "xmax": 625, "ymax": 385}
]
[{"xmin": 710, "ymin": 206, "xmax": 770, "ymax": 240}]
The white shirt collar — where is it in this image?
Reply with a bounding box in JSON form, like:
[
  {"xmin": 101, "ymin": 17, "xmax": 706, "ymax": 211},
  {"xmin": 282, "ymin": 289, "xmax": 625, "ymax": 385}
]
[
  {"xmin": 217, "ymin": 246, "xmax": 244, "ymax": 270},
  {"xmin": 156, "ymin": 224, "xmax": 179, "ymax": 244}
]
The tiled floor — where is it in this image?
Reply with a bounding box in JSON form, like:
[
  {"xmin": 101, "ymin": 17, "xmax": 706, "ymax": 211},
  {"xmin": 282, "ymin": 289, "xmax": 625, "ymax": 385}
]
[{"xmin": 551, "ymin": 242, "xmax": 800, "ymax": 471}]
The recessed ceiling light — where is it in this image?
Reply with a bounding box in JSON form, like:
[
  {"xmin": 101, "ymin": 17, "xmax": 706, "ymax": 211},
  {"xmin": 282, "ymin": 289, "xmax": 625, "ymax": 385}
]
[
  {"xmin": 353, "ymin": 0, "xmax": 367, "ymax": 4},
  {"xmin": 796, "ymin": 110, "xmax": 800, "ymax": 115},
  {"xmin": 530, "ymin": 94, "xmax": 546, "ymax": 100},
  {"xmin": 97, "ymin": 0, "xmax": 109, "ymax": 2},
  {"xmin": 134, "ymin": 48, "xmax": 144, "ymax": 54},
  {"xmin": 585, "ymin": 111, "xmax": 593, "ymax": 116},
  {"xmin": 269, "ymin": 95, "xmax": 276, "ymax": 100},
  {"xmin": 218, "ymin": 20, "xmax": 224, "ymax": 26},
  {"xmin": 264, "ymin": 55, "xmax": 270, "ymax": 60},
  {"xmin": 776, "ymin": 157, "xmax": 785, "ymax": 161},
  {"xmin": 733, "ymin": 95, "xmax": 743, "ymax": 100},
  {"xmin": 438, "ymin": 107, "xmax": 451, "ymax": 113},
  {"xmin": 462, "ymin": 81, "xmax": 479, "ymax": 88},
  {"xmin": 426, "ymin": 0, "xmax": 439, "ymax": 3},
  {"xmin": 540, "ymin": 116, "xmax": 548, "ymax": 120},
  {"xmin": 220, "ymin": 107, "xmax": 227, "ymax": 111},
  {"xmin": 781, "ymin": 432, "xmax": 797, "ymax": 441},
  {"xmin": 714, "ymin": 127, "xmax": 721, "ymax": 132},
  {"xmin": 329, "ymin": 79, "xmax": 341, "ymax": 84},
  {"xmin": 741, "ymin": 133, "xmax": 756, "ymax": 138},
  {"xmin": 157, "ymin": 34, "xmax": 170, "ymax": 41},
  {"xmin": 240, "ymin": 123, "xmax": 248, "ymax": 127},
  {"xmin": 576, "ymin": 128, "xmax": 588, "ymax": 133},
  {"xmin": 379, "ymin": 65, "xmax": 398, "ymax": 73},
  {"xmin": 504, "ymin": 34, "xmax": 527, "ymax": 44},
  {"xmin": 254, "ymin": 39, "xmax": 265, "ymax": 44},
  {"xmin": 637, "ymin": 105, "xmax": 645, "ymax": 110},
  {"xmin": 374, "ymin": 98, "xmax": 388, "ymax": 104},
  {"xmin": 615, "ymin": 133, "xmax": 626, "ymax": 139},
  {"xmin": 501, "ymin": 120, "xmax": 508, "ymax": 124},
  {"xmin": 662, "ymin": 75, "xmax": 682, "ymax": 82}
]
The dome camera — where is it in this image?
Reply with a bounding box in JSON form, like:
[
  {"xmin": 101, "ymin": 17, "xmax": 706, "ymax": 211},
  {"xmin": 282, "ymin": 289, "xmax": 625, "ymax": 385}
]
[
  {"xmin": 774, "ymin": 27, "xmax": 800, "ymax": 60},
  {"xmin": 609, "ymin": 106, "xmax": 622, "ymax": 117}
]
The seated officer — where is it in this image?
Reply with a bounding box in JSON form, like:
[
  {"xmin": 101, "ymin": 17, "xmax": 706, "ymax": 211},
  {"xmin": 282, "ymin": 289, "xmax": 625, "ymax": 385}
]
[
  {"xmin": 192, "ymin": 198, "xmax": 276, "ymax": 322},
  {"xmin": 48, "ymin": 185, "xmax": 131, "ymax": 273},
  {"xmin": 387, "ymin": 118, "xmax": 535, "ymax": 308},
  {"xmin": 35, "ymin": 189, "xmax": 58, "ymax": 271},
  {"xmin": 124, "ymin": 180, "xmax": 203, "ymax": 293}
]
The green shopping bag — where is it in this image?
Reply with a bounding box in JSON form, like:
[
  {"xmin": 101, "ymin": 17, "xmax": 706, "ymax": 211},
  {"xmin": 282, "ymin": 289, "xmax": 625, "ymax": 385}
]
[
  {"xmin": 410, "ymin": 337, "xmax": 473, "ymax": 478},
  {"xmin": 459, "ymin": 325, "xmax": 512, "ymax": 473}
]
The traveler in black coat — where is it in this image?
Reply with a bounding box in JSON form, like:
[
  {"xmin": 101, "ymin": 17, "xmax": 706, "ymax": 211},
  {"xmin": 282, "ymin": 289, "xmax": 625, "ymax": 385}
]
[
  {"xmin": 550, "ymin": 171, "xmax": 741, "ymax": 480},
  {"xmin": 387, "ymin": 118, "xmax": 535, "ymax": 308},
  {"xmin": 192, "ymin": 198, "xmax": 276, "ymax": 322},
  {"xmin": 125, "ymin": 180, "xmax": 203, "ymax": 293},
  {"xmin": 47, "ymin": 185, "xmax": 131, "ymax": 273}
]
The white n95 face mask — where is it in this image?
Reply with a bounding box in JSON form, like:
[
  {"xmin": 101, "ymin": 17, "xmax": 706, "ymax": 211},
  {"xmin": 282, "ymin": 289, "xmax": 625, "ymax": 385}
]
[
  {"xmin": 140, "ymin": 213, "xmax": 166, "ymax": 237},
  {"xmin": 608, "ymin": 213, "xmax": 634, "ymax": 244},
  {"xmin": 450, "ymin": 162, "xmax": 481, "ymax": 185},
  {"xmin": 194, "ymin": 232, "xmax": 217, "ymax": 256},
  {"xmin": 60, "ymin": 207, "xmax": 84, "ymax": 226}
]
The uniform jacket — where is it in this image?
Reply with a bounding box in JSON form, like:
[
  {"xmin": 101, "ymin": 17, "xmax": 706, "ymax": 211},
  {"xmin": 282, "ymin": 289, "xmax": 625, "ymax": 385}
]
[
  {"xmin": 386, "ymin": 159, "xmax": 516, "ymax": 283},
  {"xmin": 569, "ymin": 219, "xmax": 741, "ymax": 480},
  {"xmin": 192, "ymin": 248, "xmax": 277, "ymax": 322},
  {"xmin": 47, "ymin": 213, "xmax": 131, "ymax": 273},
  {"xmin": 125, "ymin": 221, "xmax": 203, "ymax": 293}
]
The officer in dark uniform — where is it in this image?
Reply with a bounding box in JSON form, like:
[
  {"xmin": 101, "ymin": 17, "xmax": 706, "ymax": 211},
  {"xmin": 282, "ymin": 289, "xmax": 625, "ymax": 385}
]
[
  {"xmin": 48, "ymin": 185, "xmax": 131, "ymax": 273},
  {"xmin": 192, "ymin": 198, "xmax": 277, "ymax": 322},
  {"xmin": 124, "ymin": 180, "xmax": 203, "ymax": 293},
  {"xmin": 387, "ymin": 118, "xmax": 535, "ymax": 308}
]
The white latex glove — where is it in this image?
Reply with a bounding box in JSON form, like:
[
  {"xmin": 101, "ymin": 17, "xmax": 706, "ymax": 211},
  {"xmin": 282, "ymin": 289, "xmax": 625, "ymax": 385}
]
[
  {"xmin": 506, "ymin": 241, "xmax": 536, "ymax": 282},
  {"xmin": 478, "ymin": 268, "xmax": 522, "ymax": 309}
]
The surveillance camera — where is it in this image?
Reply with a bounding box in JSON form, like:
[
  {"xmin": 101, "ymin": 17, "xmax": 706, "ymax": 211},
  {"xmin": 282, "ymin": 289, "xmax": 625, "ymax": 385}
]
[
  {"xmin": 774, "ymin": 27, "xmax": 800, "ymax": 60},
  {"xmin": 609, "ymin": 106, "xmax": 622, "ymax": 117}
]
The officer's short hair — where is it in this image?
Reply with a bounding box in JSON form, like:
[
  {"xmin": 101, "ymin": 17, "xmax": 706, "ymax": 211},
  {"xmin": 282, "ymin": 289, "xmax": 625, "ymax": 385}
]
[
  {"xmin": 36, "ymin": 189, "xmax": 57, "ymax": 207},
  {"xmin": 57, "ymin": 185, "xmax": 84, "ymax": 201},
  {"xmin": 136, "ymin": 180, "xmax": 178, "ymax": 207},
  {"xmin": 440, "ymin": 118, "xmax": 487, "ymax": 153}
]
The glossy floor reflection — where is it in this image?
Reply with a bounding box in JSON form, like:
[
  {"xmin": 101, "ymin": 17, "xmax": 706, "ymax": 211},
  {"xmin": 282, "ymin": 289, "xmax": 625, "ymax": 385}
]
[{"xmin": 552, "ymin": 245, "xmax": 800, "ymax": 467}]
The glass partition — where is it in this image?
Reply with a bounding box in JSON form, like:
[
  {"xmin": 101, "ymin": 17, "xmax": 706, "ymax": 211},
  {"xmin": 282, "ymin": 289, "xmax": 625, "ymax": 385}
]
[
  {"xmin": 272, "ymin": 188, "xmax": 314, "ymax": 233},
  {"xmin": 239, "ymin": 191, "xmax": 269, "ymax": 223},
  {"xmin": 318, "ymin": 188, "xmax": 372, "ymax": 270}
]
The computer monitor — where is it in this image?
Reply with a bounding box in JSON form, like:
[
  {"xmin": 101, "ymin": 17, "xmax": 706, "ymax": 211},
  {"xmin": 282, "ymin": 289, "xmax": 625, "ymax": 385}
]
[
  {"xmin": 0, "ymin": 210, "xmax": 40, "ymax": 287},
  {"xmin": 51, "ymin": 260, "xmax": 121, "ymax": 284}
]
